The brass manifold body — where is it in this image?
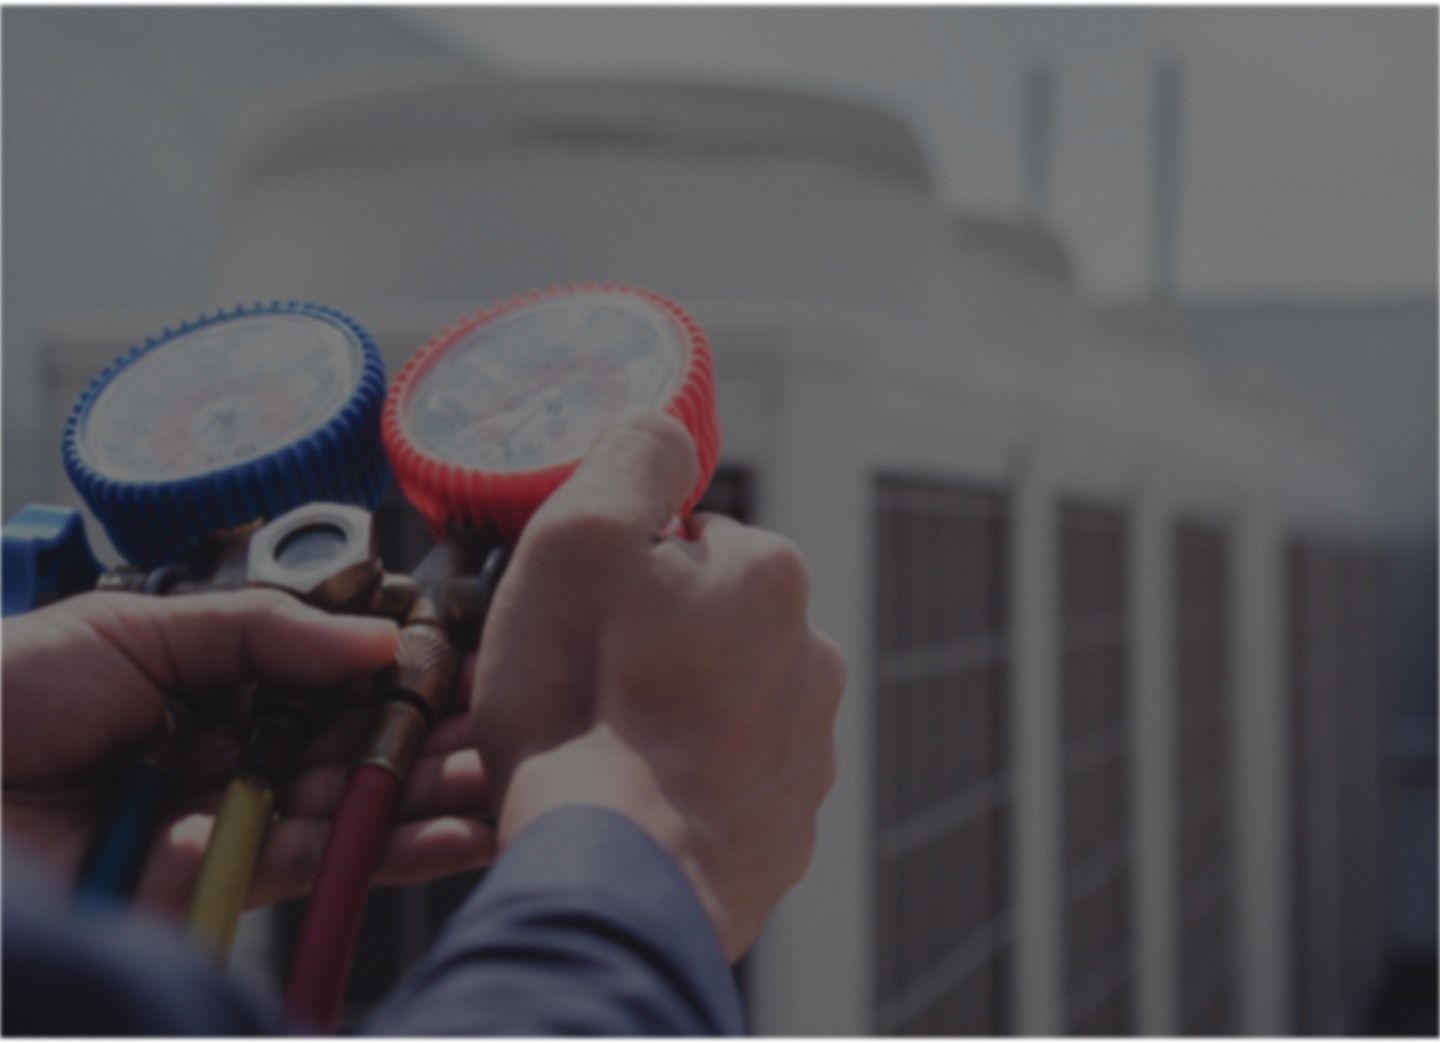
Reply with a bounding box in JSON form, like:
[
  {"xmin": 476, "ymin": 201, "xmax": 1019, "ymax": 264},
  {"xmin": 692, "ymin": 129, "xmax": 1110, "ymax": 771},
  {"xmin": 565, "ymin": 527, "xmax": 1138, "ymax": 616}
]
[{"xmin": 97, "ymin": 503, "xmax": 509, "ymax": 790}]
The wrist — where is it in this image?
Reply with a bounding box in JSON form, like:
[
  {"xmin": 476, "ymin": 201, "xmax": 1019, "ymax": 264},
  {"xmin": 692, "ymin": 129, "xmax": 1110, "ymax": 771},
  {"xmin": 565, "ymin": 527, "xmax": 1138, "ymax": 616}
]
[{"xmin": 497, "ymin": 727, "xmax": 735, "ymax": 958}]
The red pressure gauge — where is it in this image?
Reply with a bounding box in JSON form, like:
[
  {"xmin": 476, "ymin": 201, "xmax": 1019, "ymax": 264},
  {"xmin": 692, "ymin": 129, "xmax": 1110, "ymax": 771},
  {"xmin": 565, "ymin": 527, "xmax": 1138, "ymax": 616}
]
[{"xmin": 383, "ymin": 285, "xmax": 719, "ymax": 539}]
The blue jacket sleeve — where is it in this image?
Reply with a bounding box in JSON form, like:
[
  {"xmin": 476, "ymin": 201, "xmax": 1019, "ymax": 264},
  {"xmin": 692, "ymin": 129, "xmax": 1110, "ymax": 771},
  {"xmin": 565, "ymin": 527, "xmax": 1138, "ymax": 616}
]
[
  {"xmin": 2, "ymin": 805, "xmax": 743, "ymax": 1036},
  {"xmin": 1, "ymin": 856, "xmax": 277, "ymax": 1035},
  {"xmin": 363, "ymin": 806, "xmax": 746, "ymax": 1036}
]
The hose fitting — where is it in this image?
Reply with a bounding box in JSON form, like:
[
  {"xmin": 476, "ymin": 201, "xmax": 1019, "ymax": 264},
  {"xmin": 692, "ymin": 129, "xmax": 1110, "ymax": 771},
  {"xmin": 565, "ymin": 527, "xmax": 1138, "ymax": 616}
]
[{"xmin": 360, "ymin": 617, "xmax": 458, "ymax": 781}]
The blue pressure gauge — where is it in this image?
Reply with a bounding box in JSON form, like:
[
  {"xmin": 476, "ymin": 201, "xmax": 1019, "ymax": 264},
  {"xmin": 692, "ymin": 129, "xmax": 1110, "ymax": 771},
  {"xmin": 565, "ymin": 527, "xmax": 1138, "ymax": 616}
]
[{"xmin": 62, "ymin": 302, "xmax": 390, "ymax": 569}]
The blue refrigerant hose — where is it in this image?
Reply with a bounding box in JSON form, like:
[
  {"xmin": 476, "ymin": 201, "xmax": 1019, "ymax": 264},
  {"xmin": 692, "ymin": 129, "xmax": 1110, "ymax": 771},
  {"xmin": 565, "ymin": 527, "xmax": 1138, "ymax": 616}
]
[
  {"xmin": 74, "ymin": 761, "xmax": 171, "ymax": 905},
  {"xmin": 74, "ymin": 700, "xmax": 196, "ymax": 906}
]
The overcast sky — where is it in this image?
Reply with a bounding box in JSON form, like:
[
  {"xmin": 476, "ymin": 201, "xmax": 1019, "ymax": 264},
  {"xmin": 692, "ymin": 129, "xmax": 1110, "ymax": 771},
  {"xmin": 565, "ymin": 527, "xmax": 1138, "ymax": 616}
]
[{"xmin": 401, "ymin": 7, "xmax": 1436, "ymax": 301}]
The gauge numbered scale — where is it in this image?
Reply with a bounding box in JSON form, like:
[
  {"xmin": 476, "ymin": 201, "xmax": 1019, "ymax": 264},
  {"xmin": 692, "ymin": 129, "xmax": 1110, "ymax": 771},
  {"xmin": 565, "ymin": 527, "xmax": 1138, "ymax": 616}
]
[
  {"xmin": 64, "ymin": 303, "xmax": 390, "ymax": 569},
  {"xmin": 383, "ymin": 285, "xmax": 719, "ymax": 538}
]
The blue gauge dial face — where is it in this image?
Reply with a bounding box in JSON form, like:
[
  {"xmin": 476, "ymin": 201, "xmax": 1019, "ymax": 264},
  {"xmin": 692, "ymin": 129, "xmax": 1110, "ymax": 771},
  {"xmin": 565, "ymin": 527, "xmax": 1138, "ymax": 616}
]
[
  {"xmin": 78, "ymin": 315, "xmax": 364, "ymax": 482},
  {"xmin": 403, "ymin": 296, "xmax": 686, "ymax": 472}
]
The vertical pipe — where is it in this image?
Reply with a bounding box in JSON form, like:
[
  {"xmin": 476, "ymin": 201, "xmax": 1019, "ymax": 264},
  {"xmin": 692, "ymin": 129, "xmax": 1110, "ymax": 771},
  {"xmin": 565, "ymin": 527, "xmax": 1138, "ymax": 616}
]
[
  {"xmin": 1150, "ymin": 58, "xmax": 1183, "ymax": 302},
  {"xmin": 743, "ymin": 335, "xmax": 869, "ymax": 1034},
  {"xmin": 1233, "ymin": 506, "xmax": 1291, "ymax": 1032},
  {"xmin": 1011, "ymin": 454, "xmax": 1063, "ymax": 1032},
  {"xmin": 1130, "ymin": 480, "xmax": 1178, "ymax": 1032},
  {"xmin": 1022, "ymin": 59, "xmax": 1056, "ymax": 218}
]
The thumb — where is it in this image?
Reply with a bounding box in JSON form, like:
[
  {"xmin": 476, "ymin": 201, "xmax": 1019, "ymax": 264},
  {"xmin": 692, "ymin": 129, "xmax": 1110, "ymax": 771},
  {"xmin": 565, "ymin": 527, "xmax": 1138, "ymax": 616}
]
[
  {"xmin": 528, "ymin": 411, "xmax": 700, "ymax": 540},
  {"xmin": 80, "ymin": 588, "xmax": 398, "ymax": 693}
]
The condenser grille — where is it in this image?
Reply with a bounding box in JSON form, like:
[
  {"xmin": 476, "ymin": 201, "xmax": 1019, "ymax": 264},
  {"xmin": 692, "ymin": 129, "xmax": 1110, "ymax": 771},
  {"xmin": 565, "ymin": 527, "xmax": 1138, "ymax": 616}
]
[
  {"xmin": 1172, "ymin": 521, "xmax": 1237, "ymax": 1033},
  {"xmin": 1058, "ymin": 501, "xmax": 1134, "ymax": 1035},
  {"xmin": 1335, "ymin": 549, "xmax": 1386, "ymax": 1023},
  {"xmin": 1288, "ymin": 540, "xmax": 1387, "ymax": 1034},
  {"xmin": 873, "ymin": 476, "xmax": 1012, "ymax": 1035},
  {"xmin": 1288, "ymin": 540, "xmax": 1344, "ymax": 1034}
]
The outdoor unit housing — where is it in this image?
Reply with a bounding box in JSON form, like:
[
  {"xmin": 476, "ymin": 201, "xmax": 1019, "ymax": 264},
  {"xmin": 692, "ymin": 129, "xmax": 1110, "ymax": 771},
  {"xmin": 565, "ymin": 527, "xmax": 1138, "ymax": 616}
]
[{"xmin": 39, "ymin": 73, "xmax": 1388, "ymax": 1035}]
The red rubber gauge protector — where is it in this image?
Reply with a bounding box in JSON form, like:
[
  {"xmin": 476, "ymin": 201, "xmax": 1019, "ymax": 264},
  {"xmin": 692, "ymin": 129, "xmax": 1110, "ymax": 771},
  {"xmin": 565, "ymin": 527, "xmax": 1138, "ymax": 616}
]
[{"xmin": 383, "ymin": 284, "xmax": 719, "ymax": 539}]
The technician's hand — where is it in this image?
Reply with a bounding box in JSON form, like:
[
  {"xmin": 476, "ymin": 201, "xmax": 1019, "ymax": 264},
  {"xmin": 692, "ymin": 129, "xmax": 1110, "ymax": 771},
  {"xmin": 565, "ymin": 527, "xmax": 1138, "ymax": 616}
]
[
  {"xmin": 2, "ymin": 589, "xmax": 495, "ymax": 917},
  {"xmin": 471, "ymin": 412, "xmax": 846, "ymax": 962}
]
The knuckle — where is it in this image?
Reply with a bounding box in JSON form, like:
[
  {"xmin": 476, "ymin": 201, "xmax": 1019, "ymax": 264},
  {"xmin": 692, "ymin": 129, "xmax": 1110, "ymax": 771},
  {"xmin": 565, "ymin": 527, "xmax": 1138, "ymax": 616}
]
[
  {"xmin": 812, "ymin": 631, "xmax": 847, "ymax": 709},
  {"xmin": 171, "ymin": 587, "xmax": 284, "ymax": 633},
  {"xmin": 790, "ymin": 818, "xmax": 820, "ymax": 885},
  {"xmin": 233, "ymin": 586, "xmax": 294, "ymax": 614},
  {"xmin": 232, "ymin": 587, "xmax": 303, "ymax": 634},
  {"xmin": 818, "ymin": 744, "xmax": 839, "ymax": 796},
  {"xmin": 745, "ymin": 535, "xmax": 810, "ymax": 612}
]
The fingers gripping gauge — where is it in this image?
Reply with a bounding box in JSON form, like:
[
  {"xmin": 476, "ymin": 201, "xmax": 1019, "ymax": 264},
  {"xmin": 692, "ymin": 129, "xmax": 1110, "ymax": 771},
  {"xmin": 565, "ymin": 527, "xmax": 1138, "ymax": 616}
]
[
  {"xmin": 285, "ymin": 286, "xmax": 718, "ymax": 1030},
  {"xmin": 63, "ymin": 302, "xmax": 390, "ymax": 569},
  {"xmin": 383, "ymin": 285, "xmax": 720, "ymax": 538}
]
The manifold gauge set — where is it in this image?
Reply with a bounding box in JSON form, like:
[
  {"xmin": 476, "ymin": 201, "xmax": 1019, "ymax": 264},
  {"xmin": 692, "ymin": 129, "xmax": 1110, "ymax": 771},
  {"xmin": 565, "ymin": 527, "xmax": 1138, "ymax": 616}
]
[{"xmin": 2, "ymin": 285, "xmax": 720, "ymax": 1030}]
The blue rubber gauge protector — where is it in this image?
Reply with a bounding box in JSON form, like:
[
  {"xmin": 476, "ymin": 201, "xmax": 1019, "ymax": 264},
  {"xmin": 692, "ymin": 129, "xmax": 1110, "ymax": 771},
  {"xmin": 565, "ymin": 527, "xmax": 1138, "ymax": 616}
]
[
  {"xmin": 62, "ymin": 302, "xmax": 390, "ymax": 570},
  {"xmin": 1, "ymin": 505, "xmax": 104, "ymax": 616}
]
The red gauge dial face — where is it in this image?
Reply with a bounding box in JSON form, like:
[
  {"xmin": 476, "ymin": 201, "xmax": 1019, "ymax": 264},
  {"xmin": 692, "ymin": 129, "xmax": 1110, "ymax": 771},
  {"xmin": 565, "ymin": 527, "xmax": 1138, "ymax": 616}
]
[
  {"xmin": 401, "ymin": 295, "xmax": 687, "ymax": 473},
  {"xmin": 79, "ymin": 315, "xmax": 364, "ymax": 481}
]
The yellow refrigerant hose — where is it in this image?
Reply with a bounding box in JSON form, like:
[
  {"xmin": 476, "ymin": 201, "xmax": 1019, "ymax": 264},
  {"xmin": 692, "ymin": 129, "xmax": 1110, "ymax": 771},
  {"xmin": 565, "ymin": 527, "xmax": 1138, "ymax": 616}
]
[{"xmin": 187, "ymin": 777, "xmax": 276, "ymax": 958}]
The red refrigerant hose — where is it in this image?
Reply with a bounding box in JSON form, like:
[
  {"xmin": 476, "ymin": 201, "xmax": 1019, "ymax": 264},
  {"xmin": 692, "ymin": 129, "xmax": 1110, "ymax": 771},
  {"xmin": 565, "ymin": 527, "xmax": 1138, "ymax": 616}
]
[
  {"xmin": 284, "ymin": 764, "xmax": 401, "ymax": 1030},
  {"xmin": 283, "ymin": 545, "xmax": 509, "ymax": 1031}
]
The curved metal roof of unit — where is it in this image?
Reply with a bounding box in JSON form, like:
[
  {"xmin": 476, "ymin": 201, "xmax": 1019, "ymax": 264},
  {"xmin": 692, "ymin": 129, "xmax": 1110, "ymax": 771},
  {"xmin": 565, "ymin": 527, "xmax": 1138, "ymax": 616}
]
[{"xmin": 233, "ymin": 75, "xmax": 935, "ymax": 195}]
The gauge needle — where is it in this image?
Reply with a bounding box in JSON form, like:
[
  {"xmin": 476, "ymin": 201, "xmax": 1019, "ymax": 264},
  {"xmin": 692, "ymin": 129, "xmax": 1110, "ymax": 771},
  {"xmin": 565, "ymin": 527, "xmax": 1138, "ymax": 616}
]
[
  {"xmin": 512, "ymin": 399, "xmax": 545, "ymax": 429},
  {"xmin": 498, "ymin": 399, "xmax": 547, "ymax": 465},
  {"xmin": 197, "ymin": 403, "xmax": 238, "ymax": 441}
]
